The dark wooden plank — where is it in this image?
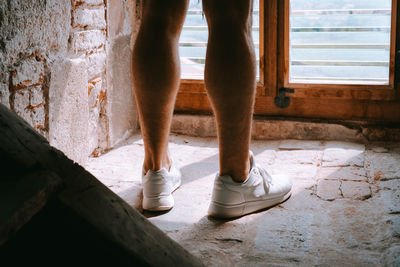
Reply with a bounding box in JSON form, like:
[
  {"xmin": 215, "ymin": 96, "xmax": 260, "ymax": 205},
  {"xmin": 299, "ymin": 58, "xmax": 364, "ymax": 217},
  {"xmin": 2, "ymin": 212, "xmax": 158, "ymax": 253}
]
[
  {"xmin": 0, "ymin": 170, "xmax": 63, "ymax": 246},
  {"xmin": 0, "ymin": 103, "xmax": 204, "ymax": 266},
  {"xmin": 175, "ymin": 92, "xmax": 400, "ymax": 122}
]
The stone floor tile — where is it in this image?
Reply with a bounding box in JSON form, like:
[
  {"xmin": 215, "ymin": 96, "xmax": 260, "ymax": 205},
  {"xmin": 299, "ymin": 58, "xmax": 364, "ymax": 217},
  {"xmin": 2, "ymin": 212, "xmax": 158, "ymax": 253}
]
[
  {"xmin": 251, "ymin": 149, "xmax": 276, "ymax": 166},
  {"xmin": 275, "ymin": 150, "xmax": 322, "ymax": 165},
  {"xmin": 84, "ymin": 134, "xmax": 400, "ymax": 266},
  {"xmin": 249, "ymin": 210, "xmax": 315, "ymax": 265},
  {"xmin": 366, "ymin": 152, "xmax": 400, "ymax": 181},
  {"xmin": 380, "ymin": 180, "xmax": 400, "ymax": 214},
  {"xmin": 316, "ymin": 179, "xmax": 342, "ymax": 201},
  {"xmin": 322, "ymin": 148, "xmax": 365, "ymax": 167},
  {"xmin": 381, "ymin": 245, "xmax": 400, "ymax": 266},
  {"xmin": 371, "ymin": 146, "xmax": 389, "ymax": 153},
  {"xmin": 270, "ymin": 163, "xmax": 317, "ymax": 180},
  {"xmin": 316, "ymin": 166, "xmax": 367, "ymax": 182},
  {"xmin": 341, "ymin": 181, "xmax": 371, "ymax": 200},
  {"xmin": 324, "ymin": 141, "xmax": 365, "ymax": 151},
  {"xmin": 278, "ymin": 139, "xmax": 325, "ymax": 150}
]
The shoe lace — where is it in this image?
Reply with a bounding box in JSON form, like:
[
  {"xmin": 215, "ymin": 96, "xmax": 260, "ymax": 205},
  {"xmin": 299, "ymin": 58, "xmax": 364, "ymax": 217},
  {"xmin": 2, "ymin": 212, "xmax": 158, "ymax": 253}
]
[{"xmin": 258, "ymin": 166, "xmax": 273, "ymax": 187}]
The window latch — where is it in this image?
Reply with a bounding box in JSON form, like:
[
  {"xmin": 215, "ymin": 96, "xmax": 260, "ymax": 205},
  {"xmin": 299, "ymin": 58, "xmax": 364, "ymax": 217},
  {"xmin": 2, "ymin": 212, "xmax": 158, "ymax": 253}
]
[{"xmin": 274, "ymin": 88, "xmax": 295, "ymax": 108}]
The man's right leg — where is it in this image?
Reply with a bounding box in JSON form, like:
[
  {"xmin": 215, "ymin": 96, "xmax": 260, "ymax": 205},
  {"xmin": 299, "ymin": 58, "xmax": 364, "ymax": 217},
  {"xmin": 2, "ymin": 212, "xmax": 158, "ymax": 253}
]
[
  {"xmin": 132, "ymin": 0, "xmax": 188, "ymax": 211},
  {"xmin": 202, "ymin": 0, "xmax": 257, "ymax": 183},
  {"xmin": 132, "ymin": 0, "xmax": 188, "ymax": 173},
  {"xmin": 203, "ymin": 0, "xmax": 292, "ymax": 218}
]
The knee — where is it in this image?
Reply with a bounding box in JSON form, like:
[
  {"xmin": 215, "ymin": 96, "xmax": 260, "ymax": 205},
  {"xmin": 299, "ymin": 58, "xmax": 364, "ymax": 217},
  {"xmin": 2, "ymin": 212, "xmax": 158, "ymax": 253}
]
[
  {"xmin": 202, "ymin": 0, "xmax": 253, "ymax": 29},
  {"xmin": 141, "ymin": 0, "xmax": 188, "ymax": 35}
]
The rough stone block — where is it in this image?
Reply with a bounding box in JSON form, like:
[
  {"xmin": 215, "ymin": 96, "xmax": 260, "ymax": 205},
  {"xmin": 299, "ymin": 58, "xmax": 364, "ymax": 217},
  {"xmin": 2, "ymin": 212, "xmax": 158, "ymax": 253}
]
[
  {"xmin": 252, "ymin": 120, "xmax": 365, "ymax": 142},
  {"xmin": 87, "ymin": 52, "xmax": 106, "ymax": 80},
  {"xmin": 29, "ymin": 86, "xmax": 44, "ymax": 107},
  {"xmin": 317, "ymin": 166, "xmax": 367, "ymax": 182},
  {"xmin": 171, "ymin": 114, "xmax": 217, "ymax": 137},
  {"xmin": 107, "ymin": 0, "xmax": 137, "ymax": 38},
  {"xmin": 107, "ymin": 35, "xmax": 137, "ymax": 147},
  {"xmin": 0, "ymin": 82, "xmax": 10, "ymax": 108},
  {"xmin": 322, "ymin": 148, "xmax": 365, "ymax": 167},
  {"xmin": 72, "ymin": 30, "xmax": 106, "ymax": 54},
  {"xmin": 49, "ymin": 58, "xmax": 89, "ymax": 165},
  {"xmin": 316, "ymin": 179, "xmax": 341, "ymax": 201},
  {"xmin": 341, "ymin": 181, "xmax": 371, "ymax": 200},
  {"xmin": 11, "ymin": 59, "xmax": 44, "ymax": 90},
  {"xmin": 13, "ymin": 89, "xmax": 32, "ymax": 124},
  {"xmin": 72, "ymin": 7, "xmax": 106, "ymax": 29}
]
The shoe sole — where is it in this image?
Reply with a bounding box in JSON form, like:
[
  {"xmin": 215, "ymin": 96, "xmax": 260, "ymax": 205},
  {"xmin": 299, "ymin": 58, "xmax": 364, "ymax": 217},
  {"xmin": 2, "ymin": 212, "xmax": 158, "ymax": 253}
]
[
  {"xmin": 142, "ymin": 180, "xmax": 181, "ymax": 211},
  {"xmin": 208, "ymin": 190, "xmax": 292, "ymax": 219}
]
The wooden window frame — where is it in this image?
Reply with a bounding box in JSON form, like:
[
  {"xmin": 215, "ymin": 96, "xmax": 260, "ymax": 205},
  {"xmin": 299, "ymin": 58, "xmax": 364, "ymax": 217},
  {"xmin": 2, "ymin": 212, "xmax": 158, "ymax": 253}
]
[{"xmin": 175, "ymin": 0, "xmax": 400, "ymax": 123}]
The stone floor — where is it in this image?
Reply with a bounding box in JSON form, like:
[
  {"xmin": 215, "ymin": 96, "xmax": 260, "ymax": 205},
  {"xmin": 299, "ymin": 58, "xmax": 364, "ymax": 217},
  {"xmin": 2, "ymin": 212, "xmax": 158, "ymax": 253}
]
[{"xmin": 85, "ymin": 134, "xmax": 400, "ymax": 266}]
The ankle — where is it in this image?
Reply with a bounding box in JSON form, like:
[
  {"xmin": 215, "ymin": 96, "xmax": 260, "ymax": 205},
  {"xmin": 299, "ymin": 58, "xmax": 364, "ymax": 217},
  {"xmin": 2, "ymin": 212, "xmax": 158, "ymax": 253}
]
[
  {"xmin": 143, "ymin": 155, "xmax": 172, "ymax": 173},
  {"xmin": 221, "ymin": 155, "xmax": 251, "ymax": 183}
]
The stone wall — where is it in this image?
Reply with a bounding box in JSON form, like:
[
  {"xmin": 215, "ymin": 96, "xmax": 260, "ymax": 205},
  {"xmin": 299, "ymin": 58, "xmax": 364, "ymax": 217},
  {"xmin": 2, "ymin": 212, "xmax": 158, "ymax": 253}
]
[
  {"xmin": 0, "ymin": 0, "xmax": 71, "ymax": 137},
  {"xmin": 0, "ymin": 0, "xmax": 140, "ymax": 164},
  {"xmin": 106, "ymin": 0, "xmax": 140, "ymax": 148}
]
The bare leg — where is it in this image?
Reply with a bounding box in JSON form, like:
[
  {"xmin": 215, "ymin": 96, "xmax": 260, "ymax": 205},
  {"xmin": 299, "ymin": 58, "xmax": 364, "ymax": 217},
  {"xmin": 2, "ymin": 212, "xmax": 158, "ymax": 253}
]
[
  {"xmin": 132, "ymin": 0, "xmax": 188, "ymax": 172},
  {"xmin": 203, "ymin": 0, "xmax": 257, "ymax": 182}
]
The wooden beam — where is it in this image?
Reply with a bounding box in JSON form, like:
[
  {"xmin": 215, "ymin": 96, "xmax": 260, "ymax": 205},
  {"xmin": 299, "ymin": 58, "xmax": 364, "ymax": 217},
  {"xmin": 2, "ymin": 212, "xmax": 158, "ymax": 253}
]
[
  {"xmin": 0, "ymin": 103, "xmax": 204, "ymax": 267},
  {"xmin": 0, "ymin": 170, "xmax": 63, "ymax": 246}
]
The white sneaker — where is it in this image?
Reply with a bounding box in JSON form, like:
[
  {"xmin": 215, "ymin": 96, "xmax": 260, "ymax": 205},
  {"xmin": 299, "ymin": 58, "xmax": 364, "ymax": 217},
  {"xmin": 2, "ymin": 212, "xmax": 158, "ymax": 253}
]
[
  {"xmin": 142, "ymin": 163, "xmax": 181, "ymax": 211},
  {"xmin": 208, "ymin": 151, "xmax": 292, "ymax": 219}
]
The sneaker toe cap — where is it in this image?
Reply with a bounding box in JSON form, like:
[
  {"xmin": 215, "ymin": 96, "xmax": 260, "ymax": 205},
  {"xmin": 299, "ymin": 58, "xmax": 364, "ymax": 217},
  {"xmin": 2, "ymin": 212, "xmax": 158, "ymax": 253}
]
[{"xmin": 270, "ymin": 174, "xmax": 293, "ymax": 195}]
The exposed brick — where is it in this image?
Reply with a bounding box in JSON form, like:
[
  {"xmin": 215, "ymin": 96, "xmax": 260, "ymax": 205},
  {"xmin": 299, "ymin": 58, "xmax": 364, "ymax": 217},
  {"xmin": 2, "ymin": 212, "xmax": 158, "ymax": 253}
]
[
  {"xmin": 13, "ymin": 89, "xmax": 32, "ymax": 124},
  {"xmin": 341, "ymin": 181, "xmax": 371, "ymax": 200},
  {"xmin": 72, "ymin": 30, "xmax": 106, "ymax": 54},
  {"xmin": 72, "ymin": 7, "xmax": 106, "ymax": 29},
  {"xmin": 72, "ymin": 0, "xmax": 104, "ymax": 7},
  {"xmin": 0, "ymin": 82, "xmax": 10, "ymax": 108},
  {"xmin": 12, "ymin": 59, "xmax": 44, "ymax": 90},
  {"xmin": 29, "ymin": 86, "xmax": 44, "ymax": 107},
  {"xmin": 87, "ymin": 52, "xmax": 106, "ymax": 79},
  {"xmin": 88, "ymin": 77, "xmax": 102, "ymax": 109},
  {"xmin": 31, "ymin": 105, "xmax": 45, "ymax": 130},
  {"xmin": 316, "ymin": 179, "xmax": 341, "ymax": 201}
]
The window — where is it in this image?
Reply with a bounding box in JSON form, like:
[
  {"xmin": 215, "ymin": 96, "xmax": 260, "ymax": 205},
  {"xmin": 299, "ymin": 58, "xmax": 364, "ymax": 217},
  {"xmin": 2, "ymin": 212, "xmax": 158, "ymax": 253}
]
[
  {"xmin": 175, "ymin": 0, "xmax": 400, "ymax": 122},
  {"xmin": 179, "ymin": 0, "xmax": 260, "ymax": 80}
]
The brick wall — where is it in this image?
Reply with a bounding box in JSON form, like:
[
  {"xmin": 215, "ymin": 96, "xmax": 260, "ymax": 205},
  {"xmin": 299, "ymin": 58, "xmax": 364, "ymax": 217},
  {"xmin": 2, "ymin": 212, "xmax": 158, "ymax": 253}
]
[
  {"xmin": 0, "ymin": 0, "xmax": 140, "ymax": 164},
  {"xmin": 0, "ymin": 1, "xmax": 71, "ymax": 138}
]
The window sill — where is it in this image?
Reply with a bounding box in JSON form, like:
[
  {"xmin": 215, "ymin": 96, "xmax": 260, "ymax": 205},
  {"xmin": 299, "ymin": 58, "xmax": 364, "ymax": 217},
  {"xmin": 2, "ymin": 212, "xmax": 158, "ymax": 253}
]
[{"xmin": 171, "ymin": 113, "xmax": 400, "ymax": 142}]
